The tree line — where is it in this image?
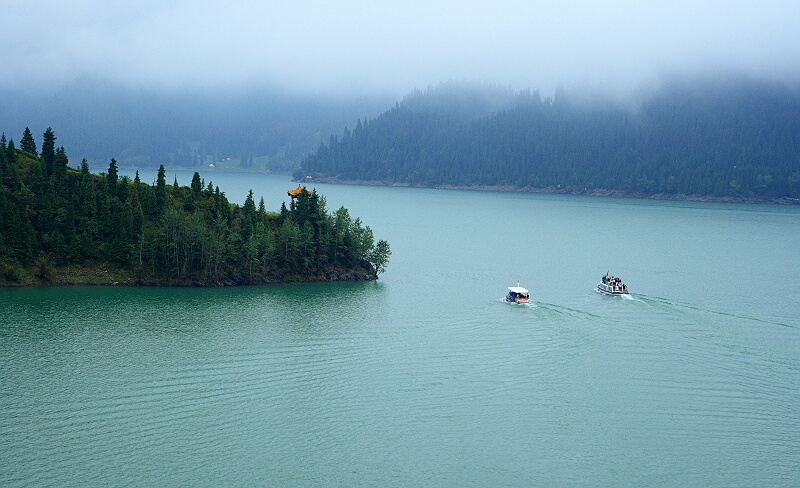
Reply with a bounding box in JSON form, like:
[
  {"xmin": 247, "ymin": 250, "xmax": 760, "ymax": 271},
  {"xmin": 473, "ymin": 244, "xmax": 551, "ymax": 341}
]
[
  {"xmin": 0, "ymin": 128, "xmax": 390, "ymax": 285},
  {"xmin": 297, "ymin": 78, "xmax": 800, "ymax": 200}
]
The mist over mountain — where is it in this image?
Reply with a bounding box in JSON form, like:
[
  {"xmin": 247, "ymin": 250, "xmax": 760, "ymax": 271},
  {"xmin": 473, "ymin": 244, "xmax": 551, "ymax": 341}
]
[
  {"xmin": 298, "ymin": 75, "xmax": 800, "ymax": 201},
  {"xmin": 2, "ymin": 79, "xmax": 393, "ymax": 172},
  {"xmin": 5, "ymin": 72, "xmax": 799, "ymax": 202},
  {"xmin": 4, "ymin": 1, "xmax": 800, "ymax": 195}
]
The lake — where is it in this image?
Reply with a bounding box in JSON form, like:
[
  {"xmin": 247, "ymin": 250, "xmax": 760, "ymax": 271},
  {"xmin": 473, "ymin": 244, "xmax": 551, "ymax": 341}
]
[{"xmin": 2, "ymin": 172, "xmax": 799, "ymax": 486}]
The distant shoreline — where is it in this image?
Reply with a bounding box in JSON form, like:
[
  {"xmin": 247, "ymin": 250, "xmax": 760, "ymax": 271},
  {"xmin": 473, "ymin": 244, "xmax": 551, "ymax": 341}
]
[{"xmin": 298, "ymin": 177, "xmax": 800, "ymax": 205}]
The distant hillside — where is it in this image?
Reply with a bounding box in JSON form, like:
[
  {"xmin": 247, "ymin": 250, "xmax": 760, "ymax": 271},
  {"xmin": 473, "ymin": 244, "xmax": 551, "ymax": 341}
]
[
  {"xmin": 297, "ymin": 78, "xmax": 800, "ymax": 201},
  {"xmin": 2, "ymin": 80, "xmax": 392, "ymax": 173}
]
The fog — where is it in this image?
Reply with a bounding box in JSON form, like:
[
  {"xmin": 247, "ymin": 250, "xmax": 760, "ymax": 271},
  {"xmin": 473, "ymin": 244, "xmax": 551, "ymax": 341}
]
[{"xmin": 3, "ymin": 1, "xmax": 800, "ymax": 97}]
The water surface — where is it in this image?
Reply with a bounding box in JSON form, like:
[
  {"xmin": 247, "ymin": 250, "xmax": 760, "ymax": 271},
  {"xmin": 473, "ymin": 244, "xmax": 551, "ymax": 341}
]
[{"xmin": 2, "ymin": 173, "xmax": 799, "ymax": 486}]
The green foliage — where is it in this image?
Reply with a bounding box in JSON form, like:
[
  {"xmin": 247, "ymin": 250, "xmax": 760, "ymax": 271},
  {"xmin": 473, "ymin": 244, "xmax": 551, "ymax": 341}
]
[
  {"xmin": 191, "ymin": 172, "xmax": 202, "ymax": 195},
  {"xmin": 298, "ymin": 78, "xmax": 800, "ymax": 200},
  {"xmin": 106, "ymin": 158, "xmax": 118, "ymax": 197},
  {"xmin": 36, "ymin": 261, "xmax": 52, "ymax": 282},
  {"xmin": 369, "ymin": 239, "xmax": 391, "ymax": 276},
  {"xmin": 155, "ymin": 164, "xmax": 167, "ymax": 209},
  {"xmin": 1, "ymin": 261, "xmax": 21, "ymax": 282},
  {"xmin": 20, "ymin": 127, "xmax": 36, "ymax": 154},
  {"xmin": 40, "ymin": 127, "xmax": 56, "ymax": 176},
  {"xmin": 0, "ymin": 129, "xmax": 388, "ymax": 285}
]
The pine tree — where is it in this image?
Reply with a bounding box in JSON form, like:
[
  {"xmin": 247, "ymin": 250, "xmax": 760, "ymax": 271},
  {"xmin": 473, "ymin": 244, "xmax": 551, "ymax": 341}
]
[
  {"xmin": 20, "ymin": 127, "xmax": 36, "ymax": 154},
  {"xmin": 107, "ymin": 158, "xmax": 118, "ymax": 198},
  {"xmin": 191, "ymin": 172, "xmax": 202, "ymax": 195},
  {"xmin": 4, "ymin": 140, "xmax": 18, "ymax": 188},
  {"xmin": 77, "ymin": 158, "xmax": 96, "ymax": 219},
  {"xmin": 41, "ymin": 127, "xmax": 56, "ymax": 176},
  {"xmin": 155, "ymin": 164, "xmax": 167, "ymax": 208},
  {"xmin": 53, "ymin": 146, "xmax": 68, "ymax": 188},
  {"xmin": 241, "ymin": 189, "xmax": 256, "ymax": 240}
]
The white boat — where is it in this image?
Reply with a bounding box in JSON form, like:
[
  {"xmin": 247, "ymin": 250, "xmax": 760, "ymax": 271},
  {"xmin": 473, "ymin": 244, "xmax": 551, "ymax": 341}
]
[
  {"xmin": 597, "ymin": 272, "xmax": 629, "ymax": 295},
  {"xmin": 505, "ymin": 281, "xmax": 530, "ymax": 304}
]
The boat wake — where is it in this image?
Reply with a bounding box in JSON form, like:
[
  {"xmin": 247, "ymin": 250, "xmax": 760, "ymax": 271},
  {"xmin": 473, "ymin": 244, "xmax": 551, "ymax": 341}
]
[
  {"xmin": 635, "ymin": 294, "xmax": 795, "ymax": 328},
  {"xmin": 535, "ymin": 301, "xmax": 601, "ymax": 319},
  {"xmin": 499, "ymin": 297, "xmax": 537, "ymax": 308}
]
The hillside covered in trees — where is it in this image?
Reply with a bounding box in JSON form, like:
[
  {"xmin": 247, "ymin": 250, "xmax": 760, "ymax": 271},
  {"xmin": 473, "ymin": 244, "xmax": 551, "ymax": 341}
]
[
  {"xmin": 0, "ymin": 128, "xmax": 390, "ymax": 286},
  {"xmin": 297, "ymin": 77, "xmax": 800, "ymax": 202}
]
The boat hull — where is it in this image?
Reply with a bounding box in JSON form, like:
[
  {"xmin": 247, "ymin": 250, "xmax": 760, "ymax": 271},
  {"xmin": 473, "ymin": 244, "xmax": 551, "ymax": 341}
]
[
  {"xmin": 596, "ymin": 283, "xmax": 629, "ymax": 295},
  {"xmin": 505, "ymin": 297, "xmax": 530, "ymax": 304}
]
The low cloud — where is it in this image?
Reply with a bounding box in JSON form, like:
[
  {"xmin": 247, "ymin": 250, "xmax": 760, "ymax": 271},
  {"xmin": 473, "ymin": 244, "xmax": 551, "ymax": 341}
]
[{"xmin": 3, "ymin": 1, "xmax": 799, "ymax": 96}]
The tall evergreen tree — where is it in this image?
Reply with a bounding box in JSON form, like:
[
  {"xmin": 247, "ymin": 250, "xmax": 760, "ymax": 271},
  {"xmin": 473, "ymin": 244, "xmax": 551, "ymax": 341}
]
[
  {"xmin": 191, "ymin": 172, "xmax": 202, "ymax": 195},
  {"xmin": 5, "ymin": 140, "xmax": 17, "ymax": 178},
  {"xmin": 106, "ymin": 158, "xmax": 118, "ymax": 198},
  {"xmin": 53, "ymin": 146, "xmax": 68, "ymax": 188},
  {"xmin": 77, "ymin": 158, "xmax": 96, "ymax": 219},
  {"xmin": 40, "ymin": 127, "xmax": 56, "ymax": 176},
  {"xmin": 155, "ymin": 164, "xmax": 167, "ymax": 209},
  {"xmin": 241, "ymin": 189, "xmax": 256, "ymax": 240},
  {"xmin": 20, "ymin": 127, "xmax": 36, "ymax": 154}
]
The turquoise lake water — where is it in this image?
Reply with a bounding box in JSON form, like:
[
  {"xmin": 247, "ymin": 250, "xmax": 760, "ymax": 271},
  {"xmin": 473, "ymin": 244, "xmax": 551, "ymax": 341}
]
[{"xmin": 2, "ymin": 172, "xmax": 799, "ymax": 486}]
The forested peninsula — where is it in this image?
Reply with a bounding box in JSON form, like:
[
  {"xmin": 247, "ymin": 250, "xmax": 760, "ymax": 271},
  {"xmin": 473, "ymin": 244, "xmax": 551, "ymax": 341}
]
[
  {"xmin": 297, "ymin": 77, "xmax": 800, "ymax": 203},
  {"xmin": 0, "ymin": 129, "xmax": 390, "ymax": 287}
]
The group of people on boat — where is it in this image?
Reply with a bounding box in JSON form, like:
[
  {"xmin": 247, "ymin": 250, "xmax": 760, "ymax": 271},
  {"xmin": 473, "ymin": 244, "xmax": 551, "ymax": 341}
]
[
  {"xmin": 600, "ymin": 272, "xmax": 627, "ymax": 293},
  {"xmin": 505, "ymin": 279, "xmax": 530, "ymax": 303},
  {"xmin": 506, "ymin": 290, "xmax": 529, "ymax": 303}
]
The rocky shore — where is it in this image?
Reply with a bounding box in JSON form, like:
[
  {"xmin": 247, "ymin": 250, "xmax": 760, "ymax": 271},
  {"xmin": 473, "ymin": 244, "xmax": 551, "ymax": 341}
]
[{"xmin": 0, "ymin": 262, "xmax": 377, "ymax": 288}]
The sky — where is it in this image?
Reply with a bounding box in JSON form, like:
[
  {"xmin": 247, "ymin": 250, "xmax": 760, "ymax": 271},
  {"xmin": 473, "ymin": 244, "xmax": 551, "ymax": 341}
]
[{"xmin": 3, "ymin": 0, "xmax": 800, "ymax": 97}]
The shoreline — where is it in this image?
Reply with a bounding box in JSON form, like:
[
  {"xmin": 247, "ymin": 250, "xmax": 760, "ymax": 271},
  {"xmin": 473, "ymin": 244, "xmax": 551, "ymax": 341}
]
[
  {"xmin": 0, "ymin": 262, "xmax": 377, "ymax": 288},
  {"xmin": 299, "ymin": 177, "xmax": 799, "ymax": 205}
]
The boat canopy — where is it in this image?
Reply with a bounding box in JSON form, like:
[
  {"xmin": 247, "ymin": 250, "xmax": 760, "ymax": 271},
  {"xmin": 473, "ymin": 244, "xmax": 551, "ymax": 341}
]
[{"xmin": 508, "ymin": 286, "xmax": 529, "ymax": 294}]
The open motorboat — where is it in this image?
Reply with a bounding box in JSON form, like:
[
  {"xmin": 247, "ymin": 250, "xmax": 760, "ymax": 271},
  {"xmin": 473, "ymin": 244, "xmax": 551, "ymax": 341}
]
[
  {"xmin": 505, "ymin": 280, "xmax": 530, "ymax": 304},
  {"xmin": 597, "ymin": 272, "xmax": 629, "ymax": 295}
]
